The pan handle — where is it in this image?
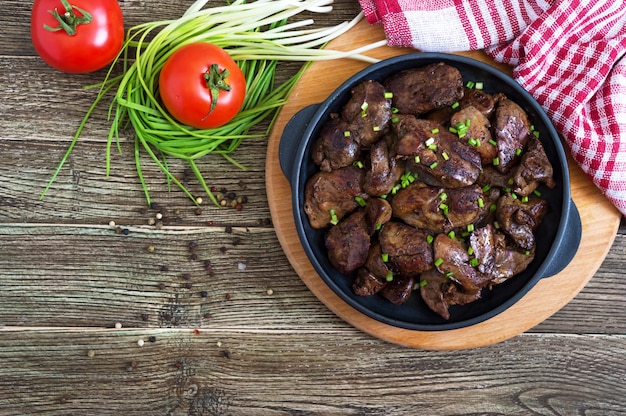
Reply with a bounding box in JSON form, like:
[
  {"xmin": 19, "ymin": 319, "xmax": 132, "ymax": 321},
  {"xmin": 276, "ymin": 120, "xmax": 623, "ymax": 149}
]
[
  {"xmin": 541, "ymin": 199, "xmax": 582, "ymax": 278},
  {"xmin": 278, "ymin": 104, "xmax": 319, "ymax": 184}
]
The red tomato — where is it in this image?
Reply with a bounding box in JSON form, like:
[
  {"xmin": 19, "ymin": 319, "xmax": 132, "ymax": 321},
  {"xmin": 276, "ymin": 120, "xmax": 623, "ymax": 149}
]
[
  {"xmin": 30, "ymin": 0, "xmax": 124, "ymax": 73},
  {"xmin": 159, "ymin": 43, "xmax": 246, "ymax": 129}
]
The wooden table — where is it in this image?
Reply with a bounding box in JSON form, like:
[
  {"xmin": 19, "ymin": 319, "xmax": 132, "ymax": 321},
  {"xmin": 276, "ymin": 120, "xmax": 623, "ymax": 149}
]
[{"xmin": 1, "ymin": 0, "xmax": 625, "ymax": 414}]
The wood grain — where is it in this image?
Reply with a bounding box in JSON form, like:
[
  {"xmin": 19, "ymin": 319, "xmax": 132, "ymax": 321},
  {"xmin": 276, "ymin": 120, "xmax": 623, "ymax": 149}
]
[
  {"xmin": 0, "ymin": 329, "xmax": 625, "ymax": 416},
  {"xmin": 0, "ymin": 0, "xmax": 625, "ymax": 414},
  {"xmin": 265, "ymin": 19, "xmax": 621, "ymax": 349}
]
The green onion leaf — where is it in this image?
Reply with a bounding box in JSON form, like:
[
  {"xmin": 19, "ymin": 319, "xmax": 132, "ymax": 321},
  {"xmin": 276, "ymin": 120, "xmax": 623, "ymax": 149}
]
[{"xmin": 39, "ymin": 0, "xmax": 387, "ymax": 206}]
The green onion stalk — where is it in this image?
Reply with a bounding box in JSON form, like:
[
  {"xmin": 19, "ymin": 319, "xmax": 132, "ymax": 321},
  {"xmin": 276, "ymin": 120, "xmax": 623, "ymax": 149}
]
[{"xmin": 40, "ymin": 0, "xmax": 385, "ymax": 206}]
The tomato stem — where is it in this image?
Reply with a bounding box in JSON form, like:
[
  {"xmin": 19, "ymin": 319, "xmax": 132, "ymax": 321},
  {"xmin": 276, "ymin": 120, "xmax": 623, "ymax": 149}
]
[
  {"xmin": 202, "ymin": 63, "xmax": 231, "ymax": 120},
  {"xmin": 44, "ymin": 0, "xmax": 92, "ymax": 36}
]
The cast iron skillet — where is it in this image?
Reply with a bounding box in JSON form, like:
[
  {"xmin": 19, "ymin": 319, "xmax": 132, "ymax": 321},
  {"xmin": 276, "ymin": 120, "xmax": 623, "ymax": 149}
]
[{"xmin": 279, "ymin": 53, "xmax": 582, "ymax": 331}]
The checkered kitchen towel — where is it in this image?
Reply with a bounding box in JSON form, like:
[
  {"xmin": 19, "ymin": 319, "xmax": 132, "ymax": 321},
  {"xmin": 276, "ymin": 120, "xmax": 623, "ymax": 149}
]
[{"xmin": 359, "ymin": 0, "xmax": 626, "ymax": 215}]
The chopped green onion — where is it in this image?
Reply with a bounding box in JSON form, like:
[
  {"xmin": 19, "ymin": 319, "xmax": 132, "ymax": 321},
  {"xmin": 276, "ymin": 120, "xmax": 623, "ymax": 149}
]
[
  {"xmin": 493, "ymin": 157, "xmax": 500, "ymax": 166},
  {"xmin": 425, "ymin": 137, "xmax": 435, "ymax": 147},
  {"xmin": 391, "ymin": 116, "xmax": 399, "ymax": 123},
  {"xmin": 431, "ymin": 128, "xmax": 440, "ymax": 134},
  {"xmin": 477, "ymin": 197, "xmax": 484, "ymax": 208},
  {"xmin": 353, "ymin": 160, "xmax": 364, "ymax": 169},
  {"xmin": 467, "ymin": 247, "xmax": 474, "ymax": 256},
  {"xmin": 470, "ymin": 258, "xmax": 479, "ymax": 267},
  {"xmin": 439, "ymin": 203, "xmax": 449, "ymax": 215},
  {"xmin": 414, "ymin": 155, "xmax": 421, "ymax": 164},
  {"xmin": 481, "ymin": 184, "xmax": 491, "ymax": 192},
  {"xmin": 442, "ymin": 152, "xmax": 450, "ymax": 161},
  {"xmin": 344, "ymin": 131, "xmax": 351, "ymax": 137},
  {"xmin": 426, "ymin": 235, "xmax": 434, "ymax": 244},
  {"xmin": 329, "ymin": 209, "xmax": 338, "ymax": 225},
  {"xmin": 466, "ymin": 81, "xmax": 475, "ymax": 89},
  {"xmin": 420, "ymin": 279, "xmax": 428, "ymax": 287},
  {"xmin": 448, "ymin": 231, "xmax": 455, "ymax": 239},
  {"xmin": 525, "ymin": 250, "xmax": 531, "ymax": 256},
  {"xmin": 534, "ymin": 130, "xmax": 540, "ymax": 138},
  {"xmin": 375, "ymin": 222, "xmax": 382, "ymax": 231},
  {"xmin": 381, "ymin": 253, "xmax": 389, "ymax": 262},
  {"xmin": 373, "ymin": 126, "xmax": 381, "ymax": 132},
  {"xmin": 361, "ymin": 101, "xmax": 369, "ymax": 117},
  {"xmin": 515, "ymin": 148, "xmax": 522, "ymax": 156},
  {"xmin": 384, "ymin": 91, "xmax": 393, "ymax": 99},
  {"xmin": 355, "ymin": 196, "xmax": 367, "ymax": 207},
  {"xmin": 385, "ymin": 270, "xmax": 394, "ymax": 282},
  {"xmin": 490, "ymin": 203, "xmax": 497, "ymax": 213},
  {"xmin": 434, "ymin": 258, "xmax": 444, "ymax": 267},
  {"xmin": 489, "ymin": 139, "xmax": 497, "ymax": 146},
  {"xmin": 429, "ymin": 162, "xmax": 438, "ymax": 169},
  {"xmin": 521, "ymin": 196, "xmax": 529, "ymax": 203},
  {"xmin": 439, "ymin": 192, "xmax": 448, "ymax": 201},
  {"xmin": 391, "ymin": 107, "xmax": 399, "ymax": 114},
  {"xmin": 533, "ymin": 190, "xmax": 542, "ymax": 197},
  {"xmin": 467, "ymin": 224, "xmax": 475, "ymax": 232},
  {"xmin": 449, "ymin": 127, "xmax": 458, "ymax": 134},
  {"xmin": 446, "ymin": 272, "xmax": 454, "ymax": 278},
  {"xmin": 494, "ymin": 221, "xmax": 500, "ymax": 229},
  {"xmin": 451, "ymin": 101, "xmax": 460, "ymax": 109},
  {"xmin": 475, "ymin": 82, "xmax": 484, "ymax": 90}
]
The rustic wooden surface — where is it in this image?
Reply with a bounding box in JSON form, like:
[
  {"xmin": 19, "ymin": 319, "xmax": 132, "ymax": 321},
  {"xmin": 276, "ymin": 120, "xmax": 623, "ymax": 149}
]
[{"xmin": 1, "ymin": 0, "xmax": 625, "ymax": 414}]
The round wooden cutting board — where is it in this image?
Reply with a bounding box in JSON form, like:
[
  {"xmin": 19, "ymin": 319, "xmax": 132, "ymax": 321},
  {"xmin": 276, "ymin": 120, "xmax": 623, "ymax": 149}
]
[{"xmin": 265, "ymin": 19, "xmax": 621, "ymax": 350}]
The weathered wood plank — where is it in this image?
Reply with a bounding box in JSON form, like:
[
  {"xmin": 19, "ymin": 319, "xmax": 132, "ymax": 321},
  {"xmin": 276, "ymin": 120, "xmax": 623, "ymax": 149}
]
[
  {"xmin": 1, "ymin": 0, "xmax": 363, "ymax": 56},
  {"xmin": 0, "ymin": 225, "xmax": 624, "ymax": 335},
  {"xmin": 0, "ymin": 225, "xmax": 326, "ymax": 328},
  {"xmin": 0, "ymin": 137, "xmax": 274, "ymax": 225},
  {"xmin": 0, "ymin": 329, "xmax": 624, "ymax": 415}
]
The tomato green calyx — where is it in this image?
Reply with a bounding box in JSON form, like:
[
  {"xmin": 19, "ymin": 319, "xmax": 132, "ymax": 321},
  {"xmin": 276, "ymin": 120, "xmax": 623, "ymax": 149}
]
[
  {"xmin": 202, "ymin": 63, "xmax": 232, "ymax": 119},
  {"xmin": 44, "ymin": 0, "xmax": 92, "ymax": 36}
]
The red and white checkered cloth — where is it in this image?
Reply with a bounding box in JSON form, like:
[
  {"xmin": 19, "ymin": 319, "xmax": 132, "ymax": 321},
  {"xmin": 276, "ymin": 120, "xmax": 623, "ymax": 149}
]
[{"xmin": 359, "ymin": 0, "xmax": 626, "ymax": 215}]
